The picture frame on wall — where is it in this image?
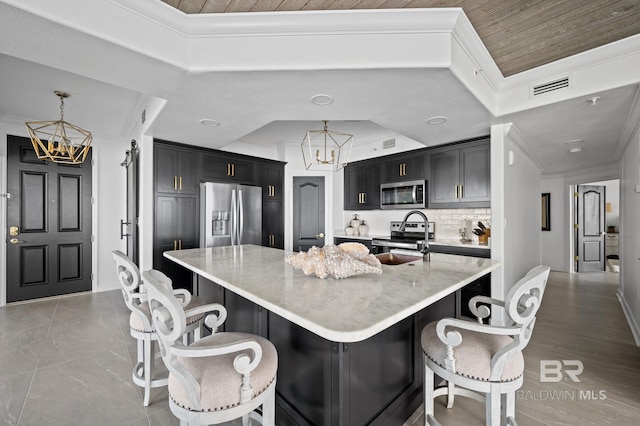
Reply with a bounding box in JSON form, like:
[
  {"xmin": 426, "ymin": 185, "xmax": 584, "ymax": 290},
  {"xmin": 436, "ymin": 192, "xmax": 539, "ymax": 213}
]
[{"xmin": 542, "ymin": 193, "xmax": 550, "ymax": 231}]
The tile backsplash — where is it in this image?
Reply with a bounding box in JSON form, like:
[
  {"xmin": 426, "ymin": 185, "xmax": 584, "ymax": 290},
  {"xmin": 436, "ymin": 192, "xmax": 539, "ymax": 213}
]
[{"xmin": 340, "ymin": 208, "xmax": 491, "ymax": 243}]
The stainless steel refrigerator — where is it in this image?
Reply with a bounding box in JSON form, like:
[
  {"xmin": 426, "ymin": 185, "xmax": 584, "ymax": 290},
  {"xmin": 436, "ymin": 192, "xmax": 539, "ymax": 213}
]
[{"xmin": 200, "ymin": 182, "xmax": 262, "ymax": 248}]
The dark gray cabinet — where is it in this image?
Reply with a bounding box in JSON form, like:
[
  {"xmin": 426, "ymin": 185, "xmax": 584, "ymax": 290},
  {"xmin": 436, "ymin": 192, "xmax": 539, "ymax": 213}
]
[
  {"xmin": 344, "ymin": 159, "xmax": 381, "ymax": 210},
  {"xmin": 153, "ymin": 141, "xmax": 286, "ymax": 289},
  {"xmin": 201, "ymin": 152, "xmax": 255, "ymax": 184},
  {"xmin": 154, "ymin": 196, "xmax": 198, "ymax": 290},
  {"xmin": 383, "ymin": 151, "xmax": 425, "ymax": 182},
  {"xmin": 154, "ymin": 142, "xmax": 200, "ymax": 291},
  {"xmin": 195, "ymin": 274, "xmax": 455, "ymax": 426},
  {"xmin": 155, "ymin": 144, "xmax": 198, "ymax": 195},
  {"xmin": 259, "ymin": 162, "xmax": 285, "ymax": 248},
  {"xmin": 428, "ymin": 138, "xmax": 490, "ymax": 208},
  {"xmin": 430, "ymin": 245, "xmax": 491, "ymax": 319}
]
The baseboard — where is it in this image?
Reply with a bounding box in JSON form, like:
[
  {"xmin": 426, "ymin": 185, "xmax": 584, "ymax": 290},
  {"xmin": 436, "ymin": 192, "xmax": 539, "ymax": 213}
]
[{"xmin": 617, "ymin": 290, "xmax": 640, "ymax": 346}]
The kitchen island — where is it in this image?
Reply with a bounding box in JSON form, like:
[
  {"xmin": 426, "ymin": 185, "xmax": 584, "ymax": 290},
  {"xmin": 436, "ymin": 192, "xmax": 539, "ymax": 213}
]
[{"xmin": 165, "ymin": 245, "xmax": 499, "ymax": 426}]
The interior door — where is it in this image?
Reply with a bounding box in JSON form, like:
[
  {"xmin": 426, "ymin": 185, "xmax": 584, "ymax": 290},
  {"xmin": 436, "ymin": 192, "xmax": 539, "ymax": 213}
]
[
  {"xmin": 293, "ymin": 177, "xmax": 325, "ymax": 252},
  {"xmin": 576, "ymin": 185, "xmax": 606, "ymax": 272},
  {"xmin": 6, "ymin": 135, "xmax": 92, "ymax": 302}
]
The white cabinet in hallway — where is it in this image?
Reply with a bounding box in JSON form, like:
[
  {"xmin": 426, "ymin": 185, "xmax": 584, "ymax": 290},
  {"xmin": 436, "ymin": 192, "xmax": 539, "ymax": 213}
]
[{"xmin": 606, "ymin": 233, "xmax": 619, "ymax": 257}]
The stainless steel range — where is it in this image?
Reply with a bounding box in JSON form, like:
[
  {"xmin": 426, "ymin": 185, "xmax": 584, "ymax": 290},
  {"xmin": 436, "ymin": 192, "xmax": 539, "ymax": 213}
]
[{"xmin": 371, "ymin": 221, "xmax": 434, "ymax": 254}]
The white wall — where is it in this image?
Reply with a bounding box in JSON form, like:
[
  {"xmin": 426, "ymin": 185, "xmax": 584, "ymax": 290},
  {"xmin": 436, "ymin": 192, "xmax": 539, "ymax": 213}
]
[
  {"xmin": 619, "ymin": 133, "xmax": 640, "ymax": 344},
  {"xmin": 541, "ymin": 176, "xmax": 568, "ymax": 271},
  {"xmin": 0, "ymin": 119, "xmax": 129, "ymax": 305},
  {"xmin": 490, "ymin": 124, "xmax": 543, "ymax": 324}
]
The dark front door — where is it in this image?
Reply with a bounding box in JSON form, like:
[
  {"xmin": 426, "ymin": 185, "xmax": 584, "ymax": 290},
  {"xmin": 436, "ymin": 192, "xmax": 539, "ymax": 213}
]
[
  {"xmin": 576, "ymin": 184, "xmax": 606, "ymax": 272},
  {"xmin": 6, "ymin": 135, "xmax": 92, "ymax": 302},
  {"xmin": 292, "ymin": 177, "xmax": 325, "ymax": 252}
]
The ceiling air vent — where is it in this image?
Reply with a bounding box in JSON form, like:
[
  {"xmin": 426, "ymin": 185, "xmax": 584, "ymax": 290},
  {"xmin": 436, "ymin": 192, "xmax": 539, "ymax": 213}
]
[
  {"xmin": 532, "ymin": 77, "xmax": 570, "ymax": 97},
  {"xmin": 382, "ymin": 138, "xmax": 396, "ymax": 149}
]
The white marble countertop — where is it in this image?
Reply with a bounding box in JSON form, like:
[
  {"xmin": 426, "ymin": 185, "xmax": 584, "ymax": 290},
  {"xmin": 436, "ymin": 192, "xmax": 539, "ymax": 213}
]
[{"xmin": 165, "ymin": 245, "xmax": 500, "ymax": 343}]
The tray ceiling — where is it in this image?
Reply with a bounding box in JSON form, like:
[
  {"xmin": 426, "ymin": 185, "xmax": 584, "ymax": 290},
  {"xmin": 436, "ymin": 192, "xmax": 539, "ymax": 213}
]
[{"xmin": 161, "ymin": 0, "xmax": 640, "ymax": 76}]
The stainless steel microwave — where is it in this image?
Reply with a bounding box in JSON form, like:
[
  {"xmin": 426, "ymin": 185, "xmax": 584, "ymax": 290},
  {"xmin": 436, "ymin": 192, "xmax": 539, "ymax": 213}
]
[{"xmin": 380, "ymin": 180, "xmax": 426, "ymax": 210}]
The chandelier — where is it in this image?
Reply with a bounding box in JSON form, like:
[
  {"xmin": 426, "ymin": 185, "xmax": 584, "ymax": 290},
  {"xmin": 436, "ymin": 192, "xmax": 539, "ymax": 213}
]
[
  {"xmin": 300, "ymin": 120, "xmax": 354, "ymax": 172},
  {"xmin": 25, "ymin": 91, "xmax": 92, "ymax": 164}
]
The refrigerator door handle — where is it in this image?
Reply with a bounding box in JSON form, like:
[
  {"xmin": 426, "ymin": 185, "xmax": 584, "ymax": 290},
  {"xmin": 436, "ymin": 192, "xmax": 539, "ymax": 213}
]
[
  {"xmin": 238, "ymin": 189, "xmax": 244, "ymax": 243},
  {"xmin": 231, "ymin": 189, "xmax": 237, "ymax": 245}
]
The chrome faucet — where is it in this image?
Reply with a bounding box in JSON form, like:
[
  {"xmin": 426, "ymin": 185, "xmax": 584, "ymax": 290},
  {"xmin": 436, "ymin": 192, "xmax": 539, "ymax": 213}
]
[{"xmin": 399, "ymin": 210, "xmax": 430, "ymax": 261}]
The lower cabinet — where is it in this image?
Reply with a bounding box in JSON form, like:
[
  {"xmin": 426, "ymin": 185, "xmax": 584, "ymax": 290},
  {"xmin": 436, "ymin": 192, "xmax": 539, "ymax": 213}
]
[
  {"xmin": 154, "ymin": 196, "xmax": 198, "ymax": 291},
  {"xmin": 263, "ymin": 198, "xmax": 284, "ymax": 249},
  {"xmin": 430, "ymin": 245, "xmax": 491, "ymax": 319},
  {"xmin": 195, "ymin": 275, "xmax": 455, "ymax": 426}
]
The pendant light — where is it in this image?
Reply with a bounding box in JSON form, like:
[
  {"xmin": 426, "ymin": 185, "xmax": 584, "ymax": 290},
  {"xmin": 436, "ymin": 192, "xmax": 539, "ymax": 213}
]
[
  {"xmin": 25, "ymin": 91, "xmax": 92, "ymax": 164},
  {"xmin": 300, "ymin": 120, "xmax": 353, "ymax": 172}
]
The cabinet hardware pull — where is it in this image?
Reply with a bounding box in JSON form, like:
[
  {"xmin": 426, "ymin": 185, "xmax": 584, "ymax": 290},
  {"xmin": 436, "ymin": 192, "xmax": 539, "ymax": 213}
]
[
  {"xmin": 362, "ymin": 192, "xmax": 366, "ymax": 203},
  {"xmin": 459, "ymin": 185, "xmax": 463, "ymax": 198},
  {"xmin": 231, "ymin": 164, "xmax": 235, "ymax": 176},
  {"xmin": 173, "ymin": 240, "xmax": 177, "ymax": 250},
  {"xmin": 399, "ymin": 164, "xmax": 402, "ymax": 176},
  {"xmin": 174, "ymin": 176, "xmax": 178, "ymax": 190},
  {"xmin": 179, "ymin": 240, "xmax": 182, "ymax": 250},
  {"xmin": 179, "ymin": 176, "xmax": 182, "ymax": 190},
  {"xmin": 227, "ymin": 164, "xmax": 231, "ymax": 176}
]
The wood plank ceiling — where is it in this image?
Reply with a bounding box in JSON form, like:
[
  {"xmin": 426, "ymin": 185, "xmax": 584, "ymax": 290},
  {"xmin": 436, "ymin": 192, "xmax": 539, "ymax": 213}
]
[{"xmin": 160, "ymin": 0, "xmax": 640, "ymax": 76}]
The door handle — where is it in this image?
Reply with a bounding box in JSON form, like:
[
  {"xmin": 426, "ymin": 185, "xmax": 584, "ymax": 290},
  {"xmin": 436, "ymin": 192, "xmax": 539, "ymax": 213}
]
[
  {"xmin": 10, "ymin": 238, "xmax": 24, "ymax": 244},
  {"xmin": 315, "ymin": 233, "xmax": 325, "ymax": 238}
]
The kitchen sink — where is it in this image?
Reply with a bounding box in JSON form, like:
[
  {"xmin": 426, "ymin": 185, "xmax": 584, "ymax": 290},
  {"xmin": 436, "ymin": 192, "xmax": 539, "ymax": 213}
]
[{"xmin": 375, "ymin": 252, "xmax": 422, "ymax": 266}]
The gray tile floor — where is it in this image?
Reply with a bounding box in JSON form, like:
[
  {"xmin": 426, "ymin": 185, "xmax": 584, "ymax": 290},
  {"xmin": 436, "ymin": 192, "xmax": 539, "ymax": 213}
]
[{"xmin": 1, "ymin": 271, "xmax": 638, "ymax": 425}]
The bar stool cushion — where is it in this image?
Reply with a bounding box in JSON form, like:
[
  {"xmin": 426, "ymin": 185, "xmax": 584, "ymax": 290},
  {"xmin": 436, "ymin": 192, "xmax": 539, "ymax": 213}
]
[
  {"xmin": 421, "ymin": 321, "xmax": 524, "ymax": 382},
  {"xmin": 169, "ymin": 332, "xmax": 278, "ymax": 412},
  {"xmin": 129, "ymin": 296, "xmax": 205, "ymax": 333}
]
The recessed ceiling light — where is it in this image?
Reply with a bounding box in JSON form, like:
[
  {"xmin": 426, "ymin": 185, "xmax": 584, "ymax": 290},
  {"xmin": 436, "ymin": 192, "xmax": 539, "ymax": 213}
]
[
  {"xmin": 427, "ymin": 116, "xmax": 447, "ymax": 125},
  {"xmin": 200, "ymin": 118, "xmax": 220, "ymax": 127},
  {"xmin": 311, "ymin": 94, "xmax": 333, "ymax": 106},
  {"xmin": 569, "ymin": 147, "xmax": 582, "ymax": 153}
]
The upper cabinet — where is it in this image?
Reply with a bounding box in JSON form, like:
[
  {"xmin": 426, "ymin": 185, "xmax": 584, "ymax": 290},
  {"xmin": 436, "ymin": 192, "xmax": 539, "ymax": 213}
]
[
  {"xmin": 383, "ymin": 151, "xmax": 425, "ymax": 182},
  {"xmin": 259, "ymin": 163, "xmax": 283, "ymax": 201},
  {"xmin": 155, "ymin": 144, "xmax": 198, "ymax": 195},
  {"xmin": 428, "ymin": 138, "xmax": 490, "ymax": 208},
  {"xmin": 201, "ymin": 153, "xmax": 255, "ymax": 184},
  {"xmin": 344, "ymin": 159, "xmax": 381, "ymax": 210}
]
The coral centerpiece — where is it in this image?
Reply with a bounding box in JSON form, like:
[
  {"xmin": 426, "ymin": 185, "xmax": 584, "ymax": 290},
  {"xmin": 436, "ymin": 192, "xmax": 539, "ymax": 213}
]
[{"xmin": 286, "ymin": 242, "xmax": 382, "ymax": 279}]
